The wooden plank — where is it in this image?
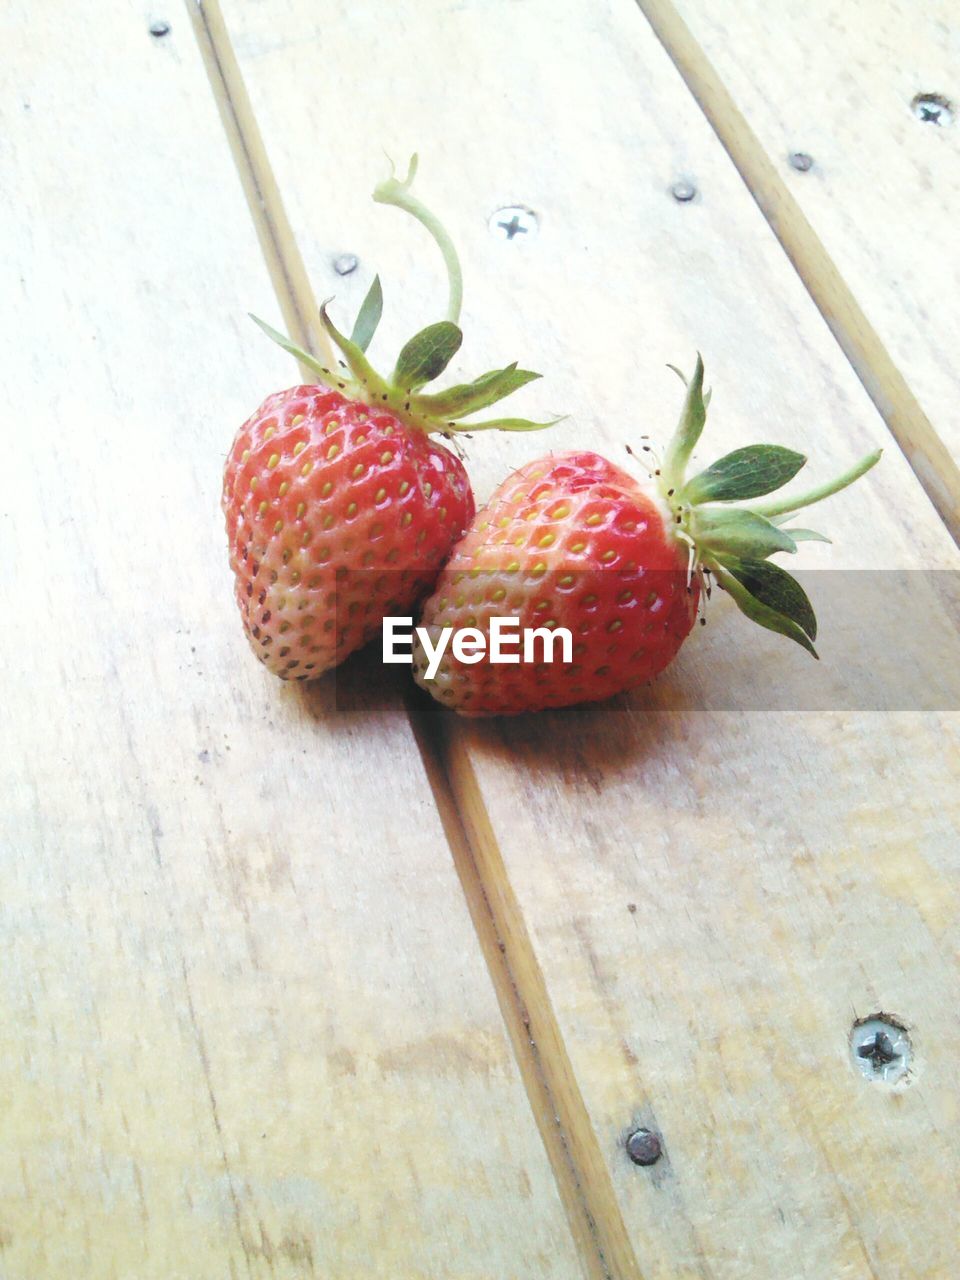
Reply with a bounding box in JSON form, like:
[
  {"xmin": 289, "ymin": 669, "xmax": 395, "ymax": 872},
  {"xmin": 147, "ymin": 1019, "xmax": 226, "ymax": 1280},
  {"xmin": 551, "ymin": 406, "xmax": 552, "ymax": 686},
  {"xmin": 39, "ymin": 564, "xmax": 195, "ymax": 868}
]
[
  {"xmin": 222, "ymin": 0, "xmax": 960, "ymax": 1275},
  {"xmin": 0, "ymin": 4, "xmax": 582, "ymax": 1276},
  {"xmin": 637, "ymin": 0, "xmax": 960, "ymax": 540}
]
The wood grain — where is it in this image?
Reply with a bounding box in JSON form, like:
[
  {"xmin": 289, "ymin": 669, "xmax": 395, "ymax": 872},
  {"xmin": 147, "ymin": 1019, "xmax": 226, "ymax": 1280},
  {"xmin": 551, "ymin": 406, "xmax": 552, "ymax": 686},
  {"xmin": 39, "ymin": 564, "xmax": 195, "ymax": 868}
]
[
  {"xmin": 637, "ymin": 0, "xmax": 960, "ymax": 540},
  {"xmin": 221, "ymin": 0, "xmax": 960, "ymax": 1274},
  {"xmin": 0, "ymin": 3, "xmax": 580, "ymax": 1275}
]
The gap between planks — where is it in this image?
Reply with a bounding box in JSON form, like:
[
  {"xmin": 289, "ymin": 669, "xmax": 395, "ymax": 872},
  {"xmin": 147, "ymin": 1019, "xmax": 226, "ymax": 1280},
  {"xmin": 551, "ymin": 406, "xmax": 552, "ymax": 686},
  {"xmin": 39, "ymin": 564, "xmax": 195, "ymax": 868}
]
[
  {"xmin": 186, "ymin": 1, "xmax": 643, "ymax": 1275},
  {"xmin": 634, "ymin": 0, "xmax": 960, "ymax": 545},
  {"xmin": 406, "ymin": 696, "xmax": 642, "ymax": 1280},
  {"xmin": 188, "ymin": 0, "xmax": 336, "ymax": 376}
]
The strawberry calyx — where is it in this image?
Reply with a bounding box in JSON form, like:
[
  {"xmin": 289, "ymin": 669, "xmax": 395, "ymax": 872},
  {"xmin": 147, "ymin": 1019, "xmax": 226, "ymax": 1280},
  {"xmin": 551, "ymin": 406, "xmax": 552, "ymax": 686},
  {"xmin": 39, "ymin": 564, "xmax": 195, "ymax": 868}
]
[
  {"xmin": 251, "ymin": 156, "xmax": 558, "ymax": 440},
  {"xmin": 653, "ymin": 356, "xmax": 882, "ymax": 658}
]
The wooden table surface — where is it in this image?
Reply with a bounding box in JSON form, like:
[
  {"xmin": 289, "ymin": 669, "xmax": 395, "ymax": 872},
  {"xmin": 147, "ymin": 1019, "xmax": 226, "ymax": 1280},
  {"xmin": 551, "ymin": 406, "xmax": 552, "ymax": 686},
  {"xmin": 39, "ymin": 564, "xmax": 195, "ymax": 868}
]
[{"xmin": 3, "ymin": 1, "xmax": 958, "ymax": 1276}]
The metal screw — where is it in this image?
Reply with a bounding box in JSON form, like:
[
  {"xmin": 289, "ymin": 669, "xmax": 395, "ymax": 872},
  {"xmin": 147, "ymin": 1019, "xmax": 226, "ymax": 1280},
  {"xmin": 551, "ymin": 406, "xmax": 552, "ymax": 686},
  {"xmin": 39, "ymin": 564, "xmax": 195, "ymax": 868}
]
[
  {"xmin": 912, "ymin": 93, "xmax": 953, "ymax": 126},
  {"xmin": 333, "ymin": 253, "xmax": 358, "ymax": 276},
  {"xmin": 859, "ymin": 1032, "xmax": 896, "ymax": 1068},
  {"xmin": 670, "ymin": 180, "xmax": 697, "ymax": 203},
  {"xmin": 626, "ymin": 1128, "xmax": 662, "ymax": 1166},
  {"xmin": 850, "ymin": 1016, "xmax": 911, "ymax": 1084},
  {"xmin": 149, "ymin": 19, "xmax": 170, "ymax": 37},
  {"xmin": 789, "ymin": 151, "xmax": 814, "ymax": 172},
  {"xmin": 488, "ymin": 206, "xmax": 538, "ymax": 241}
]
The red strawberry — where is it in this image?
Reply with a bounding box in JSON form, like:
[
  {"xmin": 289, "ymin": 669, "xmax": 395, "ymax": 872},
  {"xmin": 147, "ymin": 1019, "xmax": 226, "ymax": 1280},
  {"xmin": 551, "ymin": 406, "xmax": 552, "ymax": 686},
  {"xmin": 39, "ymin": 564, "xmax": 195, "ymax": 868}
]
[
  {"xmin": 223, "ymin": 157, "xmax": 557, "ymax": 680},
  {"xmin": 223, "ymin": 384, "xmax": 474, "ymax": 679},
  {"xmin": 413, "ymin": 358, "xmax": 880, "ymax": 716}
]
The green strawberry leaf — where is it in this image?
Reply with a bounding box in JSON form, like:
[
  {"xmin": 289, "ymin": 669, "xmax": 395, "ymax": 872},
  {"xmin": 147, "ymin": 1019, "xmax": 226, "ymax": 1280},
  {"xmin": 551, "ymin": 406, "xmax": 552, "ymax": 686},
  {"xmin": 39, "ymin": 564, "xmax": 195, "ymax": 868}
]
[
  {"xmin": 412, "ymin": 364, "xmax": 541, "ymax": 418},
  {"xmin": 448, "ymin": 414, "xmax": 565, "ymax": 433},
  {"xmin": 780, "ymin": 527, "xmax": 832, "ymax": 544},
  {"xmin": 712, "ymin": 564, "xmax": 818, "ymax": 658},
  {"xmin": 682, "ymin": 445, "xmax": 807, "ymax": 504},
  {"xmin": 249, "ymin": 314, "xmax": 335, "ymax": 384},
  {"xmin": 393, "ymin": 321, "xmax": 463, "ymax": 391},
  {"xmin": 350, "ymin": 274, "xmax": 383, "ymax": 353},
  {"xmin": 666, "ymin": 362, "xmax": 712, "ymax": 409},
  {"xmin": 713, "ymin": 554, "xmax": 817, "ymax": 640},
  {"xmin": 661, "ymin": 354, "xmax": 707, "ymax": 489},
  {"xmin": 316, "ymin": 303, "xmax": 396, "ymax": 404},
  {"xmin": 693, "ymin": 508, "xmax": 798, "ymax": 558}
]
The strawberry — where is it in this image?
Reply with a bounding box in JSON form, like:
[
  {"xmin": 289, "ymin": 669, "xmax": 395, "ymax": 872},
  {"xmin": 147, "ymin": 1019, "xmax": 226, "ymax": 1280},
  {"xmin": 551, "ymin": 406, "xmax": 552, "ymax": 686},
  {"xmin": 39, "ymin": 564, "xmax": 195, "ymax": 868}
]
[
  {"xmin": 413, "ymin": 358, "xmax": 880, "ymax": 716},
  {"xmin": 223, "ymin": 384, "xmax": 474, "ymax": 678},
  {"xmin": 223, "ymin": 158, "xmax": 557, "ymax": 680}
]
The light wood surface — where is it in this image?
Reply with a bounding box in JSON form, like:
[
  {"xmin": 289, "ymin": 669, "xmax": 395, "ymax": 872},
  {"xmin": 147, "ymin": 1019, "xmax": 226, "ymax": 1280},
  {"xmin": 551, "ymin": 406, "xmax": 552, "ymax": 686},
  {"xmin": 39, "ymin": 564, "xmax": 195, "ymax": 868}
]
[
  {"xmin": 0, "ymin": 4, "xmax": 580, "ymax": 1276},
  {"xmin": 639, "ymin": 0, "xmax": 960, "ymax": 539},
  {"xmin": 220, "ymin": 0, "xmax": 960, "ymax": 1276},
  {"xmin": 6, "ymin": 0, "xmax": 960, "ymax": 1275}
]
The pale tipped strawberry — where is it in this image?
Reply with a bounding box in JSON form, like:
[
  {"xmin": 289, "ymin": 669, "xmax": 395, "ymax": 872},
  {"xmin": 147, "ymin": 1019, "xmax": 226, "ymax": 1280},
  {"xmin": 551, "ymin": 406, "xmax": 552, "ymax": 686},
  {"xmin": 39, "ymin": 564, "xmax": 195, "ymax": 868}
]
[
  {"xmin": 413, "ymin": 357, "xmax": 881, "ymax": 716},
  {"xmin": 223, "ymin": 157, "xmax": 558, "ymax": 680}
]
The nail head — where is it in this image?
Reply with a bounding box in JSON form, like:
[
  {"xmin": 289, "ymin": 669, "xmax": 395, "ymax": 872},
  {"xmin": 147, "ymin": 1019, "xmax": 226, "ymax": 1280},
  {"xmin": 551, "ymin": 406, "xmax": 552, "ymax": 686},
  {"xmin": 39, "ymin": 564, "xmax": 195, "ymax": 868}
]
[
  {"xmin": 626, "ymin": 1127, "xmax": 662, "ymax": 1166},
  {"xmin": 789, "ymin": 151, "xmax": 813, "ymax": 172},
  {"xmin": 333, "ymin": 253, "xmax": 359, "ymax": 276},
  {"xmin": 670, "ymin": 180, "xmax": 697, "ymax": 203},
  {"xmin": 149, "ymin": 20, "xmax": 170, "ymax": 37}
]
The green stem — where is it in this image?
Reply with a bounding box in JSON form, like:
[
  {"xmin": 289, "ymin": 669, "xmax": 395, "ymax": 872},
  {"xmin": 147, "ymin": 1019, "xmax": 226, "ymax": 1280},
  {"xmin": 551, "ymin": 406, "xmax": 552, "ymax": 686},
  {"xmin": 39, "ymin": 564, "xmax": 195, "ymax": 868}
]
[
  {"xmin": 373, "ymin": 154, "xmax": 464, "ymax": 325},
  {"xmin": 660, "ymin": 354, "xmax": 707, "ymax": 496},
  {"xmin": 746, "ymin": 449, "xmax": 882, "ymax": 518}
]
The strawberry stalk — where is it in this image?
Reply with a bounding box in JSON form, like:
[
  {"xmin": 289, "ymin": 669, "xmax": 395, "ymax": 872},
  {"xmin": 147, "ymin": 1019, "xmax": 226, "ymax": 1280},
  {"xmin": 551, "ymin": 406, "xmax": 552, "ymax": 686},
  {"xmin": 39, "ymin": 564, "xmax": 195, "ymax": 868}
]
[
  {"xmin": 744, "ymin": 451, "xmax": 882, "ymax": 519},
  {"xmin": 251, "ymin": 158, "xmax": 558, "ymax": 438},
  {"xmin": 653, "ymin": 356, "xmax": 881, "ymax": 657},
  {"xmin": 373, "ymin": 154, "xmax": 463, "ymax": 325}
]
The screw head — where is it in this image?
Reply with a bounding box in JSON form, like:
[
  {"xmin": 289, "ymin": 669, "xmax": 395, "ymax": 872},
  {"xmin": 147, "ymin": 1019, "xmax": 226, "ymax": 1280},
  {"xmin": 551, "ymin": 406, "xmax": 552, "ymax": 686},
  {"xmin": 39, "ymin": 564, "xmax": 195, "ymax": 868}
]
[
  {"xmin": 149, "ymin": 19, "xmax": 170, "ymax": 37},
  {"xmin": 625, "ymin": 1127, "xmax": 662, "ymax": 1166},
  {"xmin": 850, "ymin": 1016, "xmax": 911, "ymax": 1084},
  {"xmin": 912, "ymin": 93, "xmax": 953, "ymax": 126},
  {"xmin": 789, "ymin": 151, "xmax": 814, "ymax": 172},
  {"xmin": 333, "ymin": 253, "xmax": 359, "ymax": 276},
  {"xmin": 670, "ymin": 180, "xmax": 697, "ymax": 203},
  {"xmin": 488, "ymin": 206, "xmax": 538, "ymax": 241}
]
